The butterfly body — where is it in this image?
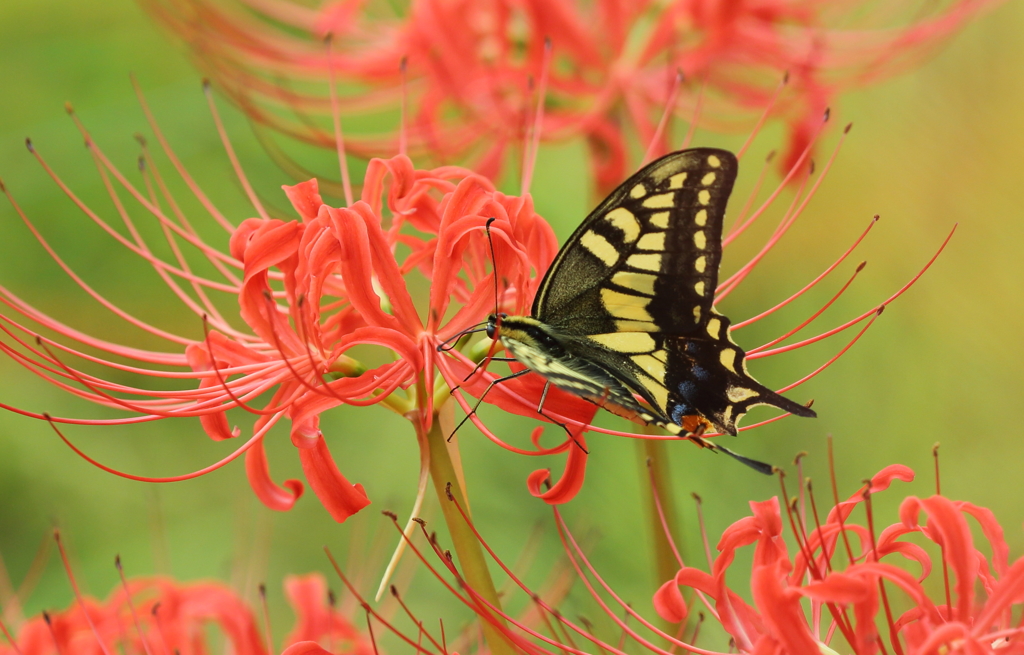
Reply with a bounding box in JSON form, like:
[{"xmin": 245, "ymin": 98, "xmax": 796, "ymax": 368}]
[{"xmin": 489, "ymin": 147, "xmax": 815, "ymax": 438}]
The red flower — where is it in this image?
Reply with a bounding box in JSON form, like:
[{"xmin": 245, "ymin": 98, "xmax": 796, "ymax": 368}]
[
  {"xmin": 0, "ymin": 573, "xmax": 371, "ymax": 655},
  {"xmin": 388, "ymin": 458, "xmax": 1024, "ymax": 655},
  {"xmin": 0, "ymin": 89, "xmax": 598, "ymax": 522},
  {"xmin": 144, "ymin": 0, "xmax": 1003, "ymax": 189},
  {"xmin": 652, "ymin": 464, "xmax": 1024, "ymax": 654}
]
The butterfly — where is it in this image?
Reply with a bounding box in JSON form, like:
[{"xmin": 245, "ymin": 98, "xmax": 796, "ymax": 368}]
[{"xmin": 483, "ymin": 148, "xmax": 815, "ymax": 470}]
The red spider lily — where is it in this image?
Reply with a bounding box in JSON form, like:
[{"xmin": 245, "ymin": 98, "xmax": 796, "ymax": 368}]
[
  {"xmin": 143, "ymin": 0, "xmax": 1003, "ymax": 191},
  {"xmin": 376, "ymin": 452, "xmax": 1024, "ymax": 655},
  {"xmin": 0, "ymin": 568, "xmax": 372, "ymax": 655},
  {"xmin": 651, "ymin": 462, "xmax": 1024, "ymax": 655},
  {"xmin": 0, "ymin": 84, "xmax": 579, "ymax": 524}
]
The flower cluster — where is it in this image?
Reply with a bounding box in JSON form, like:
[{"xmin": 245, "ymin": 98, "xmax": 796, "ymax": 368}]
[
  {"xmin": 652, "ymin": 464, "xmax": 1024, "ymax": 654},
  {"xmin": 1, "ymin": 91, "xmax": 598, "ymax": 523},
  {"xmin": 394, "ymin": 459, "xmax": 1024, "ymax": 655},
  {"xmin": 144, "ymin": 0, "xmax": 1002, "ymax": 189},
  {"xmin": 0, "ymin": 573, "xmax": 372, "ymax": 655}
]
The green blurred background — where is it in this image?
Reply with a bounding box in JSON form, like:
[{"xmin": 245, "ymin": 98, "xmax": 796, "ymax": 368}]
[{"xmin": 1, "ymin": 0, "xmax": 1023, "ymax": 649}]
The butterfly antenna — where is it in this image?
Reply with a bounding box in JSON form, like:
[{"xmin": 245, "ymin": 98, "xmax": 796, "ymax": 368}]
[
  {"xmin": 485, "ymin": 217, "xmax": 500, "ymax": 319},
  {"xmin": 435, "ymin": 322, "xmax": 488, "ymax": 353}
]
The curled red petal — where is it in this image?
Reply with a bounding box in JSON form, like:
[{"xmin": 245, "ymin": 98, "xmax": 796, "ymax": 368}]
[
  {"xmin": 197, "ymin": 379, "xmax": 241, "ymax": 440},
  {"xmin": 282, "ymin": 179, "xmax": 324, "ymax": 222},
  {"xmin": 653, "ymin": 579, "xmax": 688, "ymax": 623},
  {"xmin": 298, "ymin": 435, "xmax": 371, "ymax": 523},
  {"xmin": 244, "ymin": 435, "xmax": 304, "ymax": 512},
  {"xmin": 184, "ymin": 343, "xmax": 239, "ymax": 441},
  {"xmin": 526, "ymin": 432, "xmax": 588, "ymax": 505}
]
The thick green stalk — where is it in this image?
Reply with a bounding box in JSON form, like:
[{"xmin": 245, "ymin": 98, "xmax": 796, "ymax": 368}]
[
  {"xmin": 425, "ymin": 418, "xmax": 516, "ymax": 655},
  {"xmin": 637, "ymin": 436, "xmax": 684, "ymax": 594}
]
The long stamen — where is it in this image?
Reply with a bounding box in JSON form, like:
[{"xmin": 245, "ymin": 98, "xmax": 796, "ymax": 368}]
[
  {"xmin": 723, "ymin": 123, "xmax": 852, "ymax": 298},
  {"xmin": 42, "ymin": 613, "xmax": 64, "ymax": 655},
  {"xmin": 750, "ymin": 221, "xmax": 955, "ymax": 358},
  {"xmin": 114, "ymin": 556, "xmax": 155, "ymax": 655},
  {"xmin": 779, "ymin": 473, "xmax": 860, "ymax": 648},
  {"xmin": 54, "ymin": 532, "xmax": 114, "ymax": 655},
  {"xmin": 736, "ymin": 72, "xmax": 788, "ymax": 160},
  {"xmin": 795, "ymin": 452, "xmax": 808, "ymax": 531},
  {"xmin": 678, "ymin": 79, "xmax": 705, "ymax": 151},
  {"xmin": 733, "ymin": 214, "xmax": 877, "ymax": 330},
  {"xmin": 202, "ymin": 81, "xmax": 269, "ymax": 219},
  {"xmin": 723, "ymin": 150, "xmax": 774, "ymax": 244},
  {"xmin": 0, "ymin": 613, "xmax": 22, "ymax": 655},
  {"xmin": 862, "ymin": 486, "xmax": 900, "ymax": 655},
  {"xmin": 399, "ymin": 56, "xmax": 408, "ymax": 157},
  {"xmin": 324, "ymin": 544, "xmax": 442, "ymax": 655},
  {"xmin": 646, "ymin": 459, "xmax": 685, "ymax": 569},
  {"xmin": 388, "ymin": 586, "xmax": 444, "ymax": 653},
  {"xmin": 131, "ymin": 75, "xmax": 237, "ymax": 234},
  {"xmin": 642, "ymin": 70, "xmax": 683, "ymax": 165},
  {"xmin": 827, "ymin": 437, "xmax": 856, "ymax": 565},
  {"xmin": 778, "ymin": 470, "xmax": 823, "ymax": 581},
  {"xmin": 324, "ymin": 35, "xmax": 354, "ymax": 206},
  {"xmin": 805, "ymin": 480, "xmax": 832, "ymax": 575},
  {"xmin": 521, "ymin": 38, "xmax": 552, "ymax": 196},
  {"xmin": 773, "ymin": 307, "xmax": 883, "ymax": 394},
  {"xmin": 721, "ymin": 110, "xmax": 832, "ymax": 253},
  {"xmin": 46, "ymin": 411, "xmax": 283, "ymax": 483},
  {"xmin": 691, "ymin": 493, "xmax": 713, "ymax": 571}
]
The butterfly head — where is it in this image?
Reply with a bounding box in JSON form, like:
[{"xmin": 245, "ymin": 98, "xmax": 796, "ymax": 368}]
[{"xmin": 485, "ymin": 312, "xmax": 508, "ymax": 340}]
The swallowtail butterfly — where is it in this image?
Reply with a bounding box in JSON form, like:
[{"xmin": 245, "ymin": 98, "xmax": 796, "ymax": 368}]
[{"xmin": 486, "ymin": 148, "xmax": 815, "ymax": 467}]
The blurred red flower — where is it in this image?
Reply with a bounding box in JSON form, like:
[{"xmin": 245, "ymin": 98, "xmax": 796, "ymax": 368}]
[
  {"xmin": 144, "ymin": 0, "xmax": 1003, "ymax": 189},
  {"xmin": 0, "ymin": 574, "xmax": 372, "ymax": 655}
]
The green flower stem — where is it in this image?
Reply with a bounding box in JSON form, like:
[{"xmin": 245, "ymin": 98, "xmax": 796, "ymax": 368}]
[
  {"xmin": 637, "ymin": 436, "xmax": 684, "ymax": 598},
  {"xmin": 425, "ymin": 418, "xmax": 515, "ymax": 655}
]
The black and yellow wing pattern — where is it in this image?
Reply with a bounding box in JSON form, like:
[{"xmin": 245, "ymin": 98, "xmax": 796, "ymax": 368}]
[{"xmin": 495, "ymin": 148, "xmax": 815, "ymax": 442}]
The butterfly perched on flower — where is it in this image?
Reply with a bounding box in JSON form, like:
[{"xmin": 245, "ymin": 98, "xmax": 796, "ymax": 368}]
[{"xmin": 485, "ymin": 148, "xmax": 815, "ymax": 467}]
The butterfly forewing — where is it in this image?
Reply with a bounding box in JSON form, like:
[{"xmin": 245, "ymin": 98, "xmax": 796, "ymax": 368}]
[
  {"xmin": 533, "ymin": 149, "xmax": 732, "ymax": 335},
  {"xmin": 523, "ymin": 148, "xmax": 815, "ymax": 436}
]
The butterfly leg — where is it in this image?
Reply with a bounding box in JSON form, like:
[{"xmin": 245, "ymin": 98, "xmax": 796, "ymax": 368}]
[
  {"xmin": 447, "ymin": 356, "xmax": 518, "ymax": 404},
  {"xmin": 535, "ymin": 381, "xmax": 588, "ymax": 454},
  {"xmin": 448, "ymin": 368, "xmax": 531, "ymax": 441}
]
